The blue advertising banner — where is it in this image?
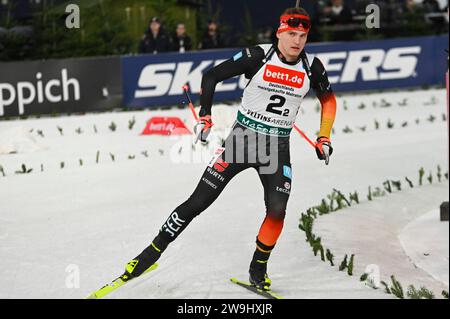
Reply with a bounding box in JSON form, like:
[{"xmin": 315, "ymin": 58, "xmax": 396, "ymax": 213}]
[
  {"xmin": 307, "ymin": 35, "xmax": 448, "ymax": 92},
  {"xmin": 122, "ymin": 35, "xmax": 449, "ymax": 109}
]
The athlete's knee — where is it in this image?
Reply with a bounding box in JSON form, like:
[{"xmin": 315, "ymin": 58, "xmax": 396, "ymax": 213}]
[
  {"xmin": 266, "ymin": 203, "xmax": 286, "ymax": 221},
  {"xmin": 267, "ymin": 211, "xmax": 286, "ymax": 222}
]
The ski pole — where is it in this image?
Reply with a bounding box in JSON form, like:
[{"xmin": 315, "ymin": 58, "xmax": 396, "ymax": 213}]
[
  {"xmin": 293, "ymin": 124, "xmax": 316, "ymax": 149},
  {"xmin": 182, "ymin": 85, "xmax": 199, "ymax": 122}
]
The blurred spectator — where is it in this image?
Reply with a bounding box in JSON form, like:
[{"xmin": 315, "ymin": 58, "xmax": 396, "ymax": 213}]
[
  {"xmin": 384, "ymin": 0, "xmax": 409, "ymax": 23},
  {"xmin": 401, "ymin": 0, "xmax": 425, "ymax": 22},
  {"xmin": 172, "ymin": 23, "xmax": 192, "ymax": 53},
  {"xmin": 404, "ymin": 0, "xmax": 418, "ymax": 14},
  {"xmin": 319, "ymin": 0, "xmax": 356, "ymax": 41},
  {"xmin": 198, "ymin": 20, "xmax": 225, "ymax": 50},
  {"xmin": 397, "ymin": 0, "xmax": 442, "ymax": 36},
  {"xmin": 138, "ymin": 17, "xmax": 172, "ymax": 54},
  {"xmin": 322, "ymin": 0, "xmax": 354, "ymax": 24}
]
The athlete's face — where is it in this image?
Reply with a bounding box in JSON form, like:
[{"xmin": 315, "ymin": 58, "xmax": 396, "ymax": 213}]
[{"xmin": 277, "ymin": 30, "xmax": 308, "ymax": 62}]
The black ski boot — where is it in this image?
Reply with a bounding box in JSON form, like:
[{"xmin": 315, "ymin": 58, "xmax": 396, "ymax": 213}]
[
  {"xmin": 124, "ymin": 235, "xmax": 169, "ymax": 280},
  {"xmin": 249, "ymin": 264, "xmax": 272, "ymax": 291},
  {"xmin": 249, "ymin": 249, "xmax": 272, "ymax": 290}
]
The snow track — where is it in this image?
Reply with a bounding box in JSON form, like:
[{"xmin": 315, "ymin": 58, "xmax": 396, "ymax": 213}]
[{"xmin": 0, "ymin": 88, "xmax": 447, "ymax": 298}]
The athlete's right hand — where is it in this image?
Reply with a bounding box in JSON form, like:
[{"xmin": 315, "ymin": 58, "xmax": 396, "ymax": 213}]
[
  {"xmin": 315, "ymin": 136, "xmax": 333, "ymax": 165},
  {"xmin": 194, "ymin": 115, "xmax": 213, "ymax": 144}
]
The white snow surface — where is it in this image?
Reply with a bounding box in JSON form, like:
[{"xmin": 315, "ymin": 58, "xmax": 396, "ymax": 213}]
[
  {"xmin": 315, "ymin": 184, "xmax": 449, "ymax": 297},
  {"xmin": 0, "ymin": 88, "xmax": 448, "ymax": 299},
  {"xmin": 399, "ymin": 208, "xmax": 449, "ymax": 288}
]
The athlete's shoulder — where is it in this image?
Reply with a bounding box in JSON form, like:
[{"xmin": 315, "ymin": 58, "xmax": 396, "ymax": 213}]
[
  {"xmin": 246, "ymin": 45, "xmax": 266, "ymax": 60},
  {"xmin": 232, "ymin": 46, "xmax": 265, "ymax": 63},
  {"xmin": 309, "ymin": 55, "xmax": 327, "ymax": 75},
  {"xmin": 308, "ymin": 54, "xmax": 333, "ymax": 95}
]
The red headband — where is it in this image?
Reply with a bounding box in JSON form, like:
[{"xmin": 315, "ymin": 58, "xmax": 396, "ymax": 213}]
[{"xmin": 277, "ymin": 14, "xmax": 311, "ymax": 34}]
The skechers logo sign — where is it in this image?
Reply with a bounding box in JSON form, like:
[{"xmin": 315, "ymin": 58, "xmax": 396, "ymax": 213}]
[
  {"xmin": 317, "ymin": 46, "xmax": 421, "ymax": 83},
  {"xmin": 0, "ymin": 69, "xmax": 80, "ymax": 116},
  {"xmin": 132, "ymin": 46, "xmax": 421, "ymax": 100},
  {"xmin": 162, "ymin": 212, "xmax": 186, "ymax": 238},
  {"xmin": 134, "ymin": 60, "xmax": 247, "ymax": 98}
]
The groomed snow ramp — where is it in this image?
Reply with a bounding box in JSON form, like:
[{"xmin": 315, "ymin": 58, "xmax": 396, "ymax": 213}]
[{"xmin": 315, "ymin": 183, "xmax": 449, "ymax": 297}]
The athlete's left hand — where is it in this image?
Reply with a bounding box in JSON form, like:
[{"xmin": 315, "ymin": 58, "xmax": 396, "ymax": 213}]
[
  {"xmin": 194, "ymin": 115, "xmax": 214, "ymax": 144},
  {"xmin": 315, "ymin": 136, "xmax": 333, "ymax": 165}
]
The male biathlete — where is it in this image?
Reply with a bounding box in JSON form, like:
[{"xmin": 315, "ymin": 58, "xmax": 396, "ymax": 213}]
[{"xmin": 93, "ymin": 5, "xmax": 337, "ymax": 297}]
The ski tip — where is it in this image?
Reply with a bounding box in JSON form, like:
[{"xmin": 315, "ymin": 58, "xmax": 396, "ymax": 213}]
[
  {"xmin": 230, "ymin": 277, "xmax": 246, "ymax": 285},
  {"xmin": 230, "ymin": 277, "xmax": 251, "ymax": 285},
  {"xmin": 86, "ymin": 288, "xmax": 107, "ymax": 299}
]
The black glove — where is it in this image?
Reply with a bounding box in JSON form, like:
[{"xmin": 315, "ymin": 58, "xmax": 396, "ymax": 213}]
[{"xmin": 315, "ymin": 136, "xmax": 333, "ymax": 165}]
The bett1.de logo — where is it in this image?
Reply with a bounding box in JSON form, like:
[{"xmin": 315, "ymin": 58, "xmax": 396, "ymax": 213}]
[{"xmin": 263, "ymin": 64, "xmax": 306, "ymax": 88}]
